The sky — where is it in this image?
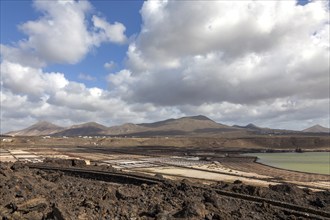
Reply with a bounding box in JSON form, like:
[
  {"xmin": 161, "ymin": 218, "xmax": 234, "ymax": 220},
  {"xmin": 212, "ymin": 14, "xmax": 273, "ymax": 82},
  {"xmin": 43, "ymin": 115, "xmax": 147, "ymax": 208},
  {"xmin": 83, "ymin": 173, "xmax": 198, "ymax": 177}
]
[{"xmin": 0, "ymin": 0, "xmax": 329, "ymax": 133}]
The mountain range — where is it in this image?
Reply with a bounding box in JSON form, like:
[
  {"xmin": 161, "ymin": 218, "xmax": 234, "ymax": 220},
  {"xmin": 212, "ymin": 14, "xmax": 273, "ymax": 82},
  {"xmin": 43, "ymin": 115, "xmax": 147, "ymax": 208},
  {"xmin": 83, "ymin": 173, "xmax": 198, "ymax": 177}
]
[{"xmin": 5, "ymin": 115, "xmax": 330, "ymax": 137}]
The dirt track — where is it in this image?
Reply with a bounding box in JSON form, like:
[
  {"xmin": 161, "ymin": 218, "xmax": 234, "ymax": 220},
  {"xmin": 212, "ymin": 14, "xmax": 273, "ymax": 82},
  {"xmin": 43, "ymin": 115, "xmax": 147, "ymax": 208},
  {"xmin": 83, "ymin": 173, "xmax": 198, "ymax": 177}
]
[{"xmin": 1, "ymin": 160, "xmax": 330, "ymax": 220}]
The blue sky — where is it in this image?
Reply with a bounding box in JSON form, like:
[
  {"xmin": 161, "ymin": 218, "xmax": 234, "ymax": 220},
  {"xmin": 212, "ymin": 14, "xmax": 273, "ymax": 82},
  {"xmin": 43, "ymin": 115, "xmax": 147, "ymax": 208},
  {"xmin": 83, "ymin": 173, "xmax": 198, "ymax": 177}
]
[
  {"xmin": 1, "ymin": 0, "xmax": 144, "ymax": 89},
  {"xmin": 1, "ymin": 0, "xmax": 329, "ymax": 132}
]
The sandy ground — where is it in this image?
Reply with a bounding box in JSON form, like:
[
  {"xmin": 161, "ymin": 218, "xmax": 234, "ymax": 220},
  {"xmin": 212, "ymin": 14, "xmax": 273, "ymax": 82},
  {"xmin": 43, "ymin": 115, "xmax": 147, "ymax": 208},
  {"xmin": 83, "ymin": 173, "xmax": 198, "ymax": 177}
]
[
  {"xmin": 288, "ymin": 181, "xmax": 330, "ymax": 189},
  {"xmin": 133, "ymin": 166, "xmax": 276, "ymax": 187},
  {"xmin": 193, "ymin": 163, "xmax": 271, "ymax": 178}
]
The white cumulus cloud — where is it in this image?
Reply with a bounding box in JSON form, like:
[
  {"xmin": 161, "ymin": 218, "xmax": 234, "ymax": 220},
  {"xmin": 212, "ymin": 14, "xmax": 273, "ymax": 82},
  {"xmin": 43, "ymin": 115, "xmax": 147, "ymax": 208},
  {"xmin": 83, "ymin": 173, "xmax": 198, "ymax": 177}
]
[
  {"xmin": 92, "ymin": 16, "xmax": 127, "ymax": 45},
  {"xmin": 1, "ymin": 0, "xmax": 329, "ymax": 132},
  {"xmin": 104, "ymin": 60, "xmax": 116, "ymax": 70},
  {"xmin": 108, "ymin": 0, "xmax": 330, "ymax": 128},
  {"xmin": 1, "ymin": 0, "xmax": 127, "ymax": 66}
]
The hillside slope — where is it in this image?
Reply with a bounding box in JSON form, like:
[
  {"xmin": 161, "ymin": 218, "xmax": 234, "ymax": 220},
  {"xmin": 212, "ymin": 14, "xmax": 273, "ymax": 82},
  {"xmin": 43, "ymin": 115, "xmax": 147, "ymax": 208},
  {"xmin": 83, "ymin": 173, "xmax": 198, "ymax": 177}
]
[
  {"xmin": 6, "ymin": 121, "xmax": 64, "ymax": 136},
  {"xmin": 302, "ymin": 125, "xmax": 330, "ymax": 133},
  {"xmin": 103, "ymin": 115, "xmax": 234, "ymax": 136},
  {"xmin": 53, "ymin": 122, "xmax": 108, "ymax": 136}
]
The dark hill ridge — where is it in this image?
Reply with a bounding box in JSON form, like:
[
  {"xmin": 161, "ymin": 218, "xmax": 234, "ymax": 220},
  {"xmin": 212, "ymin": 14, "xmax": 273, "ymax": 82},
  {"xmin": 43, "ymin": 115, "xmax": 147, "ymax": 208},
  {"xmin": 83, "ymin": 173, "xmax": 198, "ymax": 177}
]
[
  {"xmin": 233, "ymin": 123, "xmax": 261, "ymax": 130},
  {"xmin": 233, "ymin": 123, "xmax": 303, "ymax": 135},
  {"xmin": 186, "ymin": 115, "xmax": 214, "ymax": 121},
  {"xmin": 245, "ymin": 123, "xmax": 261, "ymax": 129},
  {"xmin": 54, "ymin": 122, "xmax": 108, "ymax": 136},
  {"xmin": 69, "ymin": 122, "xmax": 108, "ymax": 130}
]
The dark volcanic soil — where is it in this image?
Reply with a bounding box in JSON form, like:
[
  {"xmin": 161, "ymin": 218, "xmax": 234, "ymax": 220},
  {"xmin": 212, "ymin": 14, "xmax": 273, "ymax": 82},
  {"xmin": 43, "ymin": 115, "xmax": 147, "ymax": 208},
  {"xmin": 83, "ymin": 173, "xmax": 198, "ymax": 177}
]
[{"xmin": 0, "ymin": 161, "xmax": 329, "ymax": 220}]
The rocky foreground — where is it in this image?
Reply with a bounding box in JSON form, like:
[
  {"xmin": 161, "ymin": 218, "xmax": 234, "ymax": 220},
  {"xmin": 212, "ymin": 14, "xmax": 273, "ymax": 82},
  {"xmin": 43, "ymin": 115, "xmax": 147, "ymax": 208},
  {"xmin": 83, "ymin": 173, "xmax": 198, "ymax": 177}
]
[{"xmin": 0, "ymin": 161, "xmax": 329, "ymax": 220}]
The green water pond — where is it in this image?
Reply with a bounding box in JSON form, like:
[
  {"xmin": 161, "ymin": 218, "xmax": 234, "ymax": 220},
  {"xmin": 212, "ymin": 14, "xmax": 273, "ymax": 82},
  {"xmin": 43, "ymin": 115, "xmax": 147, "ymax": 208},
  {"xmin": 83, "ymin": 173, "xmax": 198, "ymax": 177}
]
[{"xmin": 245, "ymin": 152, "xmax": 330, "ymax": 175}]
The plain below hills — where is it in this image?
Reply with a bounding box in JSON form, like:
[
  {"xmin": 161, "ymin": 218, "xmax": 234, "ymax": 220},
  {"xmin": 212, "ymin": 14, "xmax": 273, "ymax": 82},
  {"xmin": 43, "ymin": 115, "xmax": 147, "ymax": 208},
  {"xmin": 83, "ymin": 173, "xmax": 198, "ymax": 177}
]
[{"xmin": 5, "ymin": 115, "xmax": 330, "ymax": 137}]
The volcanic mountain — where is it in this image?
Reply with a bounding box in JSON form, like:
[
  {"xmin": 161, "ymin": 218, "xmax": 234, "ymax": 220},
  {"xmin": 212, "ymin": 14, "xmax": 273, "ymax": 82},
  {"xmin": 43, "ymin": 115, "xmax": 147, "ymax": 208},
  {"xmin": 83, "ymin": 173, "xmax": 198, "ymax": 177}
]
[
  {"xmin": 5, "ymin": 115, "xmax": 260, "ymax": 137},
  {"xmin": 104, "ymin": 115, "xmax": 241, "ymax": 136},
  {"xmin": 6, "ymin": 121, "xmax": 64, "ymax": 136},
  {"xmin": 53, "ymin": 122, "xmax": 108, "ymax": 136},
  {"xmin": 233, "ymin": 123, "xmax": 262, "ymax": 130},
  {"xmin": 302, "ymin": 125, "xmax": 330, "ymax": 133},
  {"xmin": 105, "ymin": 123, "xmax": 145, "ymax": 136},
  {"xmin": 138, "ymin": 115, "xmax": 220, "ymax": 130}
]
